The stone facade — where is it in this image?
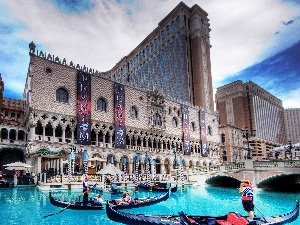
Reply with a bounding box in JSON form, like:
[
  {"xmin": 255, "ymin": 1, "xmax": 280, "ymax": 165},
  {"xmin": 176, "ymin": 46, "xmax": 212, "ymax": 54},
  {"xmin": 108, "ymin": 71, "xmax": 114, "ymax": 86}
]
[{"xmin": 15, "ymin": 2, "xmax": 220, "ymax": 176}]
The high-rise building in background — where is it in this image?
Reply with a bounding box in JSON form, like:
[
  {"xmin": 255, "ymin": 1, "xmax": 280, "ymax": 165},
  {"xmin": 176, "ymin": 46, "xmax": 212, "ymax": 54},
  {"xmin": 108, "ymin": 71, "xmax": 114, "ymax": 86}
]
[
  {"xmin": 284, "ymin": 108, "xmax": 300, "ymax": 144},
  {"xmin": 104, "ymin": 2, "xmax": 214, "ymax": 112},
  {"xmin": 215, "ymin": 80, "xmax": 285, "ymax": 162}
]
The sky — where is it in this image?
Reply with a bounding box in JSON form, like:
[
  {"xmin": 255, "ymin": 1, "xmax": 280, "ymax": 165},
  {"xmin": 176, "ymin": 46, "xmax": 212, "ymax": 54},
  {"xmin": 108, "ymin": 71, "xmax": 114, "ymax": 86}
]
[{"xmin": 0, "ymin": 0, "xmax": 299, "ymax": 108}]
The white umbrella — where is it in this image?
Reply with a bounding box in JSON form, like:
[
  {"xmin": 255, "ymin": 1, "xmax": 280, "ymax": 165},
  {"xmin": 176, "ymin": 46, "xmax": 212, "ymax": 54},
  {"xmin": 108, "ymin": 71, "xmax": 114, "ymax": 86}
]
[
  {"xmin": 88, "ymin": 157, "xmax": 106, "ymax": 162},
  {"xmin": 4, "ymin": 161, "xmax": 33, "ymax": 171},
  {"xmin": 271, "ymin": 143, "xmax": 300, "ymax": 152},
  {"xmin": 98, "ymin": 164, "xmax": 123, "ymax": 176}
]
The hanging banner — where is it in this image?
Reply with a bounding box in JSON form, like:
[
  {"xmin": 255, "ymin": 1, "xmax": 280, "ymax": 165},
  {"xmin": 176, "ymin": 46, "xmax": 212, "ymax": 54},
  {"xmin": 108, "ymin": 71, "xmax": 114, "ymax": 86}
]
[
  {"xmin": 182, "ymin": 105, "xmax": 191, "ymax": 155},
  {"xmin": 76, "ymin": 71, "xmax": 91, "ymax": 145},
  {"xmin": 199, "ymin": 110, "xmax": 208, "ymax": 157},
  {"xmin": 114, "ymin": 83, "xmax": 126, "ymax": 148}
]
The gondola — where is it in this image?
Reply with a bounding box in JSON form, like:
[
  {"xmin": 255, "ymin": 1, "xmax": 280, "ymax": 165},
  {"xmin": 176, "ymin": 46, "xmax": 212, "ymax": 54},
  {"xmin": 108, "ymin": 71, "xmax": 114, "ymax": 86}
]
[
  {"xmin": 49, "ymin": 192, "xmax": 104, "ymax": 210},
  {"xmin": 106, "ymin": 200, "xmax": 299, "ymax": 225},
  {"xmin": 0, "ymin": 180, "xmax": 10, "ymax": 188},
  {"xmin": 138, "ymin": 182, "xmax": 178, "ymax": 192},
  {"xmin": 108, "ymin": 188, "xmax": 171, "ymax": 210}
]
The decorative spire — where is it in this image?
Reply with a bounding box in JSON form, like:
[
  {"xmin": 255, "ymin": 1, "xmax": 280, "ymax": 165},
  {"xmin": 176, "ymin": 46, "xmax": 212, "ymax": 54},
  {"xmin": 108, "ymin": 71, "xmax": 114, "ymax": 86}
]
[{"xmin": 29, "ymin": 41, "xmax": 36, "ymax": 54}]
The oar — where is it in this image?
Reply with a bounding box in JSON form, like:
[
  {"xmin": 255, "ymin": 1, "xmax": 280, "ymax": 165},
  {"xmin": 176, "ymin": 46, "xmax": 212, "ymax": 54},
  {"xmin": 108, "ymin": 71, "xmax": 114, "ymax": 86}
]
[
  {"xmin": 42, "ymin": 195, "xmax": 81, "ymax": 218},
  {"xmin": 254, "ymin": 205, "xmax": 267, "ymax": 222}
]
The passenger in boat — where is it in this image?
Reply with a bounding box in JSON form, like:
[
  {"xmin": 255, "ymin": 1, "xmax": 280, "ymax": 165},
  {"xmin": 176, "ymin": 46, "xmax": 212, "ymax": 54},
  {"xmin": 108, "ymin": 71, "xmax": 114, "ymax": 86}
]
[
  {"xmin": 115, "ymin": 191, "xmax": 132, "ymax": 205},
  {"xmin": 94, "ymin": 194, "xmax": 105, "ymax": 205},
  {"xmin": 82, "ymin": 176, "xmax": 89, "ymax": 205},
  {"xmin": 238, "ymin": 180, "xmax": 254, "ymax": 219}
]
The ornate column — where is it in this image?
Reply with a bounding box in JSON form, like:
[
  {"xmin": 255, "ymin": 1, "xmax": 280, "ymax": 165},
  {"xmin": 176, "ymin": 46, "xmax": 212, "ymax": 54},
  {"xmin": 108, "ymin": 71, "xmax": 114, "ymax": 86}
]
[
  {"xmin": 62, "ymin": 127, "xmax": 66, "ymax": 143},
  {"xmin": 129, "ymin": 160, "xmax": 133, "ymax": 174},
  {"xmin": 96, "ymin": 132, "xmax": 99, "ymax": 146},
  {"xmin": 60, "ymin": 158, "xmax": 64, "ymax": 175},
  {"xmin": 37, "ymin": 156, "xmax": 42, "ymax": 174}
]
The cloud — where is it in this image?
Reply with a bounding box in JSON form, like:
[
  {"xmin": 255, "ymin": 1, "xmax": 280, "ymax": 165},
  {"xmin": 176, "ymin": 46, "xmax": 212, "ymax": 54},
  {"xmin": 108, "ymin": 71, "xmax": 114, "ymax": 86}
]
[
  {"xmin": 278, "ymin": 87, "xmax": 300, "ymax": 108},
  {"xmin": 0, "ymin": 0, "xmax": 299, "ymax": 110}
]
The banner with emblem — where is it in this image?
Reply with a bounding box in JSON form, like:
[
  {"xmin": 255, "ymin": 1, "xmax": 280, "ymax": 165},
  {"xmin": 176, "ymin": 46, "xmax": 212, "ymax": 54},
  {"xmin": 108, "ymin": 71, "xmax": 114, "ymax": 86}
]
[
  {"xmin": 182, "ymin": 105, "xmax": 191, "ymax": 155},
  {"xmin": 199, "ymin": 110, "xmax": 208, "ymax": 157},
  {"xmin": 76, "ymin": 71, "xmax": 91, "ymax": 145},
  {"xmin": 114, "ymin": 83, "xmax": 126, "ymax": 148}
]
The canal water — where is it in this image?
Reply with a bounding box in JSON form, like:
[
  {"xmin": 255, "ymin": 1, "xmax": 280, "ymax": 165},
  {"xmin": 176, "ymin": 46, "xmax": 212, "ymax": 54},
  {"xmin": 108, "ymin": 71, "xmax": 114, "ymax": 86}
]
[{"xmin": 0, "ymin": 185, "xmax": 299, "ymax": 224}]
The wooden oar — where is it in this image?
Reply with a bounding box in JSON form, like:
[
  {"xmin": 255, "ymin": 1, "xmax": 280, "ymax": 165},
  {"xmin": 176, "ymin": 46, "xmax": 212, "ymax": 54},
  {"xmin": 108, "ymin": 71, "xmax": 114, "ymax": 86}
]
[
  {"xmin": 42, "ymin": 195, "xmax": 81, "ymax": 218},
  {"xmin": 254, "ymin": 205, "xmax": 267, "ymax": 222}
]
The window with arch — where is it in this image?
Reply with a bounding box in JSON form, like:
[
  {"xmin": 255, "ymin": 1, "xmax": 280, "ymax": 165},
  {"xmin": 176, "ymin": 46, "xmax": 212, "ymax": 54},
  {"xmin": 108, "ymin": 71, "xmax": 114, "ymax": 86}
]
[
  {"xmin": 130, "ymin": 106, "xmax": 138, "ymax": 119},
  {"xmin": 208, "ymin": 125, "xmax": 212, "ymax": 135},
  {"xmin": 191, "ymin": 122, "xmax": 195, "ymax": 131},
  {"xmin": 97, "ymin": 98, "xmax": 107, "ymax": 112},
  {"xmin": 172, "ymin": 117, "xmax": 178, "ymax": 127},
  {"xmin": 221, "ymin": 133, "xmax": 225, "ymax": 144},
  {"xmin": 56, "ymin": 88, "xmax": 69, "ymax": 103},
  {"xmin": 152, "ymin": 113, "xmax": 162, "ymax": 126}
]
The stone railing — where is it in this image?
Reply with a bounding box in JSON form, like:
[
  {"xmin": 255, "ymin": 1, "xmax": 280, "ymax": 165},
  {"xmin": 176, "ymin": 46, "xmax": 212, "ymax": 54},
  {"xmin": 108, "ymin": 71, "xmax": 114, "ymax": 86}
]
[{"xmin": 224, "ymin": 162, "xmax": 245, "ymax": 170}]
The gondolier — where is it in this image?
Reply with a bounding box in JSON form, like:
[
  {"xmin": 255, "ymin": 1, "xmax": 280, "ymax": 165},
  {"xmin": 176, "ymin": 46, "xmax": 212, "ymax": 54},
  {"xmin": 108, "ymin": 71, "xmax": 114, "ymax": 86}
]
[
  {"xmin": 239, "ymin": 179, "xmax": 254, "ymax": 219},
  {"xmin": 82, "ymin": 176, "xmax": 89, "ymax": 205}
]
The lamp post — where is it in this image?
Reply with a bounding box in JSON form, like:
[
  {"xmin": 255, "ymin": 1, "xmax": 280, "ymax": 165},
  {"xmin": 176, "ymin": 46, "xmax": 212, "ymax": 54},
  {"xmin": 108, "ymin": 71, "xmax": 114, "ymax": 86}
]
[
  {"xmin": 172, "ymin": 147, "xmax": 179, "ymax": 169},
  {"xmin": 284, "ymin": 141, "xmax": 294, "ymax": 160},
  {"xmin": 69, "ymin": 145, "xmax": 83, "ymax": 174},
  {"xmin": 241, "ymin": 127, "xmax": 256, "ymax": 159}
]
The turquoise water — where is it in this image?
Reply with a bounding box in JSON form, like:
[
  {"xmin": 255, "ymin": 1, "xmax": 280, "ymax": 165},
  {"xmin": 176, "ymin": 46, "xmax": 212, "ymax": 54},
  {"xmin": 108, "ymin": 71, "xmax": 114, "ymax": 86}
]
[{"xmin": 0, "ymin": 185, "xmax": 299, "ymax": 225}]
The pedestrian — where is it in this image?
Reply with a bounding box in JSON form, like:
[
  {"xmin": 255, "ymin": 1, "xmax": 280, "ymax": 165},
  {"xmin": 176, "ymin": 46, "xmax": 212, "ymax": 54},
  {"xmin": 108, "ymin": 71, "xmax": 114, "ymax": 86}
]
[{"xmin": 238, "ymin": 180, "xmax": 254, "ymax": 219}]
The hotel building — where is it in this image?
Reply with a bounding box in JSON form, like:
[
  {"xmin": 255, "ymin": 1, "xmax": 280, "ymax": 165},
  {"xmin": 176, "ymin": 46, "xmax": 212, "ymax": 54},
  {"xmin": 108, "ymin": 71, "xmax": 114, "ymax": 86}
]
[
  {"xmin": 215, "ymin": 80, "xmax": 285, "ymax": 162},
  {"xmin": 0, "ymin": 2, "xmax": 221, "ymax": 177}
]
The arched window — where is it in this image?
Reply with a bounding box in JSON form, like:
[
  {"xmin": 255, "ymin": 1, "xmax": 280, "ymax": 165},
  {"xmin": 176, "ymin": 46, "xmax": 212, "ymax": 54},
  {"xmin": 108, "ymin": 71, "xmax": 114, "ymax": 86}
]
[
  {"xmin": 191, "ymin": 122, "xmax": 195, "ymax": 131},
  {"xmin": 208, "ymin": 126, "xmax": 212, "ymax": 135},
  {"xmin": 56, "ymin": 88, "xmax": 68, "ymax": 103},
  {"xmin": 221, "ymin": 133, "xmax": 225, "ymax": 144},
  {"xmin": 152, "ymin": 113, "xmax": 162, "ymax": 126},
  {"xmin": 172, "ymin": 117, "xmax": 177, "ymax": 127},
  {"xmin": 97, "ymin": 98, "xmax": 107, "ymax": 112},
  {"xmin": 130, "ymin": 106, "xmax": 138, "ymax": 119}
]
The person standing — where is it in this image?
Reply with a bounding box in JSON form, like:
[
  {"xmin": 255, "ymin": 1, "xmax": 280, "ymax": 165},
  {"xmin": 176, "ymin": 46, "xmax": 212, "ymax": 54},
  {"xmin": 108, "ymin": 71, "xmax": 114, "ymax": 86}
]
[
  {"xmin": 82, "ymin": 176, "xmax": 89, "ymax": 205},
  {"xmin": 238, "ymin": 180, "xmax": 254, "ymax": 219}
]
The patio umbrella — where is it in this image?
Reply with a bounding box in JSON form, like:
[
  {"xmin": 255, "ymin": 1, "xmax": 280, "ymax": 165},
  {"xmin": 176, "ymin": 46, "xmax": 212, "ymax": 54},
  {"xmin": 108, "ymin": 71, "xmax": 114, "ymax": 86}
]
[
  {"xmin": 88, "ymin": 156, "xmax": 106, "ymax": 162},
  {"xmin": 4, "ymin": 161, "xmax": 33, "ymax": 171},
  {"xmin": 98, "ymin": 164, "xmax": 123, "ymax": 176}
]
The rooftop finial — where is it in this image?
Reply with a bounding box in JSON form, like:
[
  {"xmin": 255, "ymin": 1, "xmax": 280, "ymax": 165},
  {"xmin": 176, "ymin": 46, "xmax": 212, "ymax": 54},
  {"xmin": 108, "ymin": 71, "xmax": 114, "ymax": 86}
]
[{"xmin": 29, "ymin": 41, "xmax": 36, "ymax": 54}]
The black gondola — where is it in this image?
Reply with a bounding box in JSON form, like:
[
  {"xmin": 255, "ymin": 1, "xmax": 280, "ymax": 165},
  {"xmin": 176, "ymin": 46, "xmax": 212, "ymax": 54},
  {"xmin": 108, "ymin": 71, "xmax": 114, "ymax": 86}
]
[
  {"xmin": 49, "ymin": 192, "xmax": 104, "ymax": 210},
  {"xmin": 106, "ymin": 200, "xmax": 299, "ymax": 225},
  {"xmin": 108, "ymin": 189, "xmax": 171, "ymax": 210},
  {"xmin": 138, "ymin": 182, "xmax": 178, "ymax": 192},
  {"xmin": 0, "ymin": 180, "xmax": 10, "ymax": 188}
]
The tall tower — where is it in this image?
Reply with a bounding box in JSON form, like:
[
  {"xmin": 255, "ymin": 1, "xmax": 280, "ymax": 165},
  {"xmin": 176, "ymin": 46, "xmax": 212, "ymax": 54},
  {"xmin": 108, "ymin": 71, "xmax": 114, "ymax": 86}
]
[
  {"xmin": 215, "ymin": 80, "xmax": 285, "ymax": 161},
  {"xmin": 104, "ymin": 2, "xmax": 214, "ymax": 111},
  {"xmin": 0, "ymin": 74, "xmax": 4, "ymax": 123}
]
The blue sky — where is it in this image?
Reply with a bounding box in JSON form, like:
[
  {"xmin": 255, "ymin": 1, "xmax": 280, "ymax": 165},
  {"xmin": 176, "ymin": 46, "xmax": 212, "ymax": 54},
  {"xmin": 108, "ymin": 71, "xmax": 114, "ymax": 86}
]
[{"xmin": 0, "ymin": 0, "xmax": 299, "ymax": 108}]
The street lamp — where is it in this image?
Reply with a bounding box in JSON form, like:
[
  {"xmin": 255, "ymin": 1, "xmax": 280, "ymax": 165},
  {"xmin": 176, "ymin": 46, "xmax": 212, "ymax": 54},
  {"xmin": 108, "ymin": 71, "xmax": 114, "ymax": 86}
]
[
  {"xmin": 284, "ymin": 141, "xmax": 294, "ymax": 160},
  {"xmin": 69, "ymin": 145, "xmax": 82, "ymax": 174},
  {"xmin": 241, "ymin": 127, "xmax": 256, "ymax": 159},
  {"xmin": 172, "ymin": 147, "xmax": 179, "ymax": 169}
]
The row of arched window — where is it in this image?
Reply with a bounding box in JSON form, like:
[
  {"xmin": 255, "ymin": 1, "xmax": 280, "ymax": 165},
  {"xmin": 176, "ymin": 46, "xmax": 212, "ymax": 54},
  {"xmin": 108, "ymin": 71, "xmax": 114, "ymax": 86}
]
[{"xmin": 55, "ymin": 88, "xmax": 213, "ymax": 134}]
